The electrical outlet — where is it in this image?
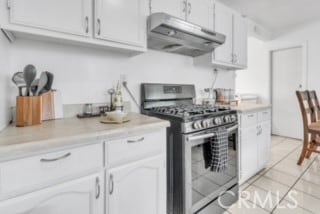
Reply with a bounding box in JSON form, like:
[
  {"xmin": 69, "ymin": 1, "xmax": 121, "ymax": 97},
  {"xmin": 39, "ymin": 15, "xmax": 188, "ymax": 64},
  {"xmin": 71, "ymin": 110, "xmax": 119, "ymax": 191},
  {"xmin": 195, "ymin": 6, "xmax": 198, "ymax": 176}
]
[{"xmin": 120, "ymin": 74, "xmax": 127, "ymax": 83}]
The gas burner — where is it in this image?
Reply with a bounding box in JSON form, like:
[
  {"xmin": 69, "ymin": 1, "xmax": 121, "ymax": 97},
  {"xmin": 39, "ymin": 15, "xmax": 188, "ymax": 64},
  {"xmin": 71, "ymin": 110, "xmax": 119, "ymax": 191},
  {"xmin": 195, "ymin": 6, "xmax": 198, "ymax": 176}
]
[{"xmin": 151, "ymin": 104, "xmax": 230, "ymax": 118}]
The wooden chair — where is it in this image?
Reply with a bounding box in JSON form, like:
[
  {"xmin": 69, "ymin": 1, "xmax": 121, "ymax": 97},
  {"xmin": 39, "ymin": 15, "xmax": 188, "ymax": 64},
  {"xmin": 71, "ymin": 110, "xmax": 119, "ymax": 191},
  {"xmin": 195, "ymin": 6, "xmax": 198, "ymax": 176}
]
[{"xmin": 296, "ymin": 91, "xmax": 320, "ymax": 165}]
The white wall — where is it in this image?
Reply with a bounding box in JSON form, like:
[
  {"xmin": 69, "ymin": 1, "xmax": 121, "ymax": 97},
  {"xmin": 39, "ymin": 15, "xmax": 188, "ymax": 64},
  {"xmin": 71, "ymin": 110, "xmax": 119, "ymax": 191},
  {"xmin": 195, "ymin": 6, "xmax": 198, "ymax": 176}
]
[
  {"xmin": 268, "ymin": 20, "xmax": 320, "ymax": 94},
  {"xmin": 0, "ymin": 32, "xmax": 11, "ymax": 131},
  {"xmin": 8, "ymin": 39, "xmax": 235, "ymax": 112},
  {"xmin": 235, "ymin": 37, "xmax": 270, "ymax": 103}
]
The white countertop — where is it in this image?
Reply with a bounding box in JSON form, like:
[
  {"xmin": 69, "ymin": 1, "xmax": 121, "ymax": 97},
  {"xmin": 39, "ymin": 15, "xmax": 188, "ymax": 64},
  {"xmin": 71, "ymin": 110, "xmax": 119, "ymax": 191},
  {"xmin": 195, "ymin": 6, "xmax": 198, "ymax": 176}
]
[
  {"xmin": 230, "ymin": 103, "xmax": 271, "ymax": 113},
  {"xmin": 0, "ymin": 113, "xmax": 170, "ymax": 162}
]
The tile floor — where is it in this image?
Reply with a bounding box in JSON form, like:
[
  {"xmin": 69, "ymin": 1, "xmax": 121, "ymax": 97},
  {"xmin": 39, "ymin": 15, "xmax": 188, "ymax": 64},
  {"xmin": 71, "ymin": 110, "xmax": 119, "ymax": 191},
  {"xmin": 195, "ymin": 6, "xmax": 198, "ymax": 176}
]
[{"xmin": 227, "ymin": 136, "xmax": 320, "ymax": 214}]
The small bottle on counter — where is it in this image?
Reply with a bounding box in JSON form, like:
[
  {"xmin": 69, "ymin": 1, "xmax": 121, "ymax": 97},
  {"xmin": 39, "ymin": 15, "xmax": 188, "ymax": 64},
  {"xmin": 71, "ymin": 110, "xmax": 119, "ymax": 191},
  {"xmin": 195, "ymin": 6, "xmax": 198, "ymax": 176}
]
[{"xmin": 113, "ymin": 81, "xmax": 124, "ymax": 111}]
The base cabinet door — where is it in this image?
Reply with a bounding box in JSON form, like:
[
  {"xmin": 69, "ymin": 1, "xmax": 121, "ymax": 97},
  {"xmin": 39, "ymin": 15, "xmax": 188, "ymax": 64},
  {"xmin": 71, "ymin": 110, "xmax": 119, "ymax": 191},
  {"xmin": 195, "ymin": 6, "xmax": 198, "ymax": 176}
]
[
  {"xmin": 95, "ymin": 0, "xmax": 147, "ymax": 48},
  {"xmin": 240, "ymin": 126, "xmax": 258, "ymax": 183},
  {"xmin": 8, "ymin": 0, "xmax": 92, "ymax": 37},
  {"xmin": 257, "ymin": 121, "xmax": 271, "ymax": 169},
  {"xmin": 0, "ymin": 173, "xmax": 104, "ymax": 214},
  {"xmin": 106, "ymin": 155, "xmax": 166, "ymax": 214}
]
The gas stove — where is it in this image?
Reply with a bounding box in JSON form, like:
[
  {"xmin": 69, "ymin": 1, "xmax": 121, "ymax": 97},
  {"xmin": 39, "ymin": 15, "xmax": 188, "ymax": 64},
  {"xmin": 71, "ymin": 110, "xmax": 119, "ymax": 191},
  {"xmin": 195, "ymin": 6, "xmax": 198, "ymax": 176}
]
[
  {"xmin": 149, "ymin": 104, "xmax": 237, "ymax": 133},
  {"xmin": 141, "ymin": 83, "xmax": 239, "ymax": 214}
]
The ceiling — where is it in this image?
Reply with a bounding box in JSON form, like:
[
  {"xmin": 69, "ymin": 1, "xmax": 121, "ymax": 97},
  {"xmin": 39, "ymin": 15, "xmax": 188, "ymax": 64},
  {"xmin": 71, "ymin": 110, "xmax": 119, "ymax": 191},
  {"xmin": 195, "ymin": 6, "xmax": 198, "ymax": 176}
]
[{"xmin": 218, "ymin": 0, "xmax": 320, "ymax": 35}]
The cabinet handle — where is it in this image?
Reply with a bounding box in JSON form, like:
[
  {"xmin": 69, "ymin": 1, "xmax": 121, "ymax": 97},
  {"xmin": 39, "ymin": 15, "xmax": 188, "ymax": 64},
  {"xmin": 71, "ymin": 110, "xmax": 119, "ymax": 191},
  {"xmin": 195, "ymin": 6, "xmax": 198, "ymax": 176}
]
[
  {"xmin": 234, "ymin": 54, "xmax": 238, "ymax": 63},
  {"xmin": 85, "ymin": 16, "xmax": 89, "ymax": 34},
  {"xmin": 247, "ymin": 114, "xmax": 254, "ymax": 118},
  {"xmin": 182, "ymin": 1, "xmax": 187, "ymax": 13},
  {"xmin": 40, "ymin": 153, "xmax": 71, "ymax": 162},
  {"xmin": 97, "ymin": 18, "xmax": 101, "ymax": 35},
  {"xmin": 109, "ymin": 174, "xmax": 114, "ymax": 195},
  {"xmin": 95, "ymin": 177, "xmax": 100, "ymax": 199},
  {"xmin": 127, "ymin": 137, "xmax": 145, "ymax": 143},
  {"xmin": 188, "ymin": 2, "xmax": 191, "ymax": 15}
]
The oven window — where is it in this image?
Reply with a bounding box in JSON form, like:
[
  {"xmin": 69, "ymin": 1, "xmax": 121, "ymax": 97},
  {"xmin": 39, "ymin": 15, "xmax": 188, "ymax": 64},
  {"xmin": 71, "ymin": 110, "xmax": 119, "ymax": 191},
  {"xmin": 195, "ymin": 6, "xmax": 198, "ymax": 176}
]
[{"xmin": 191, "ymin": 135, "xmax": 237, "ymax": 206}]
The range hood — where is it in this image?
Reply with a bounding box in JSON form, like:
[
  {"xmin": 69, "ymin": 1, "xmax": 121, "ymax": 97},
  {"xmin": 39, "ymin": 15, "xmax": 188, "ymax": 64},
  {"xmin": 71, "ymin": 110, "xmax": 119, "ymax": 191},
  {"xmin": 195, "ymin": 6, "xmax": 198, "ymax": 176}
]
[{"xmin": 147, "ymin": 13, "xmax": 226, "ymax": 57}]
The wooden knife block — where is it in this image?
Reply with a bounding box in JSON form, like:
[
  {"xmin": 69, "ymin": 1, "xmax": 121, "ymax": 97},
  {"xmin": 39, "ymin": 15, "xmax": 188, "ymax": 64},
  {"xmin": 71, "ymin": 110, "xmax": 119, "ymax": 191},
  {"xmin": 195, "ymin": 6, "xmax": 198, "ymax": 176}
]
[{"xmin": 16, "ymin": 96, "xmax": 42, "ymax": 127}]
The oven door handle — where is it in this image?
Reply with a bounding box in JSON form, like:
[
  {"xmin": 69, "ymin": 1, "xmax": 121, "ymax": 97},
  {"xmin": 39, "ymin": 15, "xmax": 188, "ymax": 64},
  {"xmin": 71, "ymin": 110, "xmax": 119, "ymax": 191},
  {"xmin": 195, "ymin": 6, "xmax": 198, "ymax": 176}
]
[
  {"xmin": 187, "ymin": 133, "xmax": 215, "ymax": 141},
  {"xmin": 227, "ymin": 125, "xmax": 238, "ymax": 133}
]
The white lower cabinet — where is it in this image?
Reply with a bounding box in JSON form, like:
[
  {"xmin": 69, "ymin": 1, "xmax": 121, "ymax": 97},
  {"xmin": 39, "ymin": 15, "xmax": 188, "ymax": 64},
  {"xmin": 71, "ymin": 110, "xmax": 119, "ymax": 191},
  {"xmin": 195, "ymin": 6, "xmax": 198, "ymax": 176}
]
[
  {"xmin": 239, "ymin": 109, "xmax": 271, "ymax": 184},
  {"xmin": 106, "ymin": 155, "xmax": 166, "ymax": 214},
  {"xmin": 0, "ymin": 173, "xmax": 104, "ymax": 214}
]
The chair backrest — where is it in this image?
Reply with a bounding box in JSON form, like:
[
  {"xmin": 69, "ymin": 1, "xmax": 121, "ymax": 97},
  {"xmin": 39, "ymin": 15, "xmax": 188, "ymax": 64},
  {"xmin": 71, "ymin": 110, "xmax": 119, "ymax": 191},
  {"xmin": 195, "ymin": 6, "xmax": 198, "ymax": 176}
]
[
  {"xmin": 296, "ymin": 91, "xmax": 313, "ymax": 134},
  {"xmin": 308, "ymin": 90, "xmax": 320, "ymax": 122}
]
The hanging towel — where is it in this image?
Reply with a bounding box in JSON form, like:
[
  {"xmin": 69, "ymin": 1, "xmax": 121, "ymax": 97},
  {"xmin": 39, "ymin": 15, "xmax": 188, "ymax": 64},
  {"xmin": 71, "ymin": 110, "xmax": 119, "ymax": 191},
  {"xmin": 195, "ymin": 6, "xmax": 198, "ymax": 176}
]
[{"xmin": 203, "ymin": 127, "xmax": 229, "ymax": 173}]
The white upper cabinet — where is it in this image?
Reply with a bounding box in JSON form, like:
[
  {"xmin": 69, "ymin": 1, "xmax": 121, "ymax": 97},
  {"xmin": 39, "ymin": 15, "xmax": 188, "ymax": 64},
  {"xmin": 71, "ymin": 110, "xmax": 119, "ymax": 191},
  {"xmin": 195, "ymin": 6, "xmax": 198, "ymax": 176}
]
[
  {"xmin": 214, "ymin": 2, "xmax": 233, "ymax": 64},
  {"xmin": 150, "ymin": 0, "xmax": 186, "ymax": 19},
  {"xmin": 106, "ymin": 155, "xmax": 166, "ymax": 214},
  {"xmin": 186, "ymin": 0, "xmax": 214, "ymax": 30},
  {"xmin": 95, "ymin": 0, "xmax": 147, "ymax": 48},
  {"xmin": 211, "ymin": 1, "xmax": 248, "ymax": 69},
  {"xmin": 8, "ymin": 0, "xmax": 92, "ymax": 37},
  {"xmin": 0, "ymin": 173, "xmax": 104, "ymax": 214},
  {"xmin": 233, "ymin": 13, "xmax": 248, "ymax": 67}
]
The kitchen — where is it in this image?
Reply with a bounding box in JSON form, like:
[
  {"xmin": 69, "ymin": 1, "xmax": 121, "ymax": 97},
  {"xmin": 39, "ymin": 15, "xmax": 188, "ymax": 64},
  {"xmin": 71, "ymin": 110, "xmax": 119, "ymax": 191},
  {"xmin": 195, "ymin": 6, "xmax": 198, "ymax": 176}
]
[{"xmin": 0, "ymin": 0, "xmax": 319, "ymax": 214}]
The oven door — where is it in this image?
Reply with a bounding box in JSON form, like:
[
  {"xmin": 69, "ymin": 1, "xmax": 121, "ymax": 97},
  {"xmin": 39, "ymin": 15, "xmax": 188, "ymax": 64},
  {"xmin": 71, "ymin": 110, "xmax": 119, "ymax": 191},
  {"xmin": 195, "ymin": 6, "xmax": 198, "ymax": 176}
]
[{"xmin": 183, "ymin": 124, "xmax": 238, "ymax": 214}]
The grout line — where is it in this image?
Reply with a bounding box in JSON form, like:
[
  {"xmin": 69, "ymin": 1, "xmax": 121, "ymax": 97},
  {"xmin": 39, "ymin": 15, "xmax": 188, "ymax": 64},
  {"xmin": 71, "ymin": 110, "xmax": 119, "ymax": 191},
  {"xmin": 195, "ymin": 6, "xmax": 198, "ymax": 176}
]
[{"xmin": 270, "ymin": 157, "xmax": 318, "ymax": 214}]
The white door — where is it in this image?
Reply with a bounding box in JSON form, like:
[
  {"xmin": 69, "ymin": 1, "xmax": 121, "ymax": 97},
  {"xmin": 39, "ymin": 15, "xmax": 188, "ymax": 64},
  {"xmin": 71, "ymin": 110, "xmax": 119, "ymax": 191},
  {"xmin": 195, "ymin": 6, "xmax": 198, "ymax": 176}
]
[
  {"xmin": 240, "ymin": 126, "xmax": 258, "ymax": 183},
  {"xmin": 95, "ymin": 0, "xmax": 147, "ymax": 47},
  {"xmin": 233, "ymin": 13, "xmax": 248, "ymax": 67},
  {"xmin": 257, "ymin": 121, "xmax": 271, "ymax": 169},
  {"xmin": 106, "ymin": 155, "xmax": 166, "ymax": 214},
  {"xmin": 9, "ymin": 0, "xmax": 92, "ymax": 37},
  {"xmin": 0, "ymin": 173, "xmax": 104, "ymax": 214},
  {"xmin": 271, "ymin": 47, "xmax": 304, "ymax": 139},
  {"xmin": 186, "ymin": 0, "xmax": 214, "ymax": 30},
  {"xmin": 213, "ymin": 2, "xmax": 233, "ymax": 64},
  {"xmin": 150, "ymin": 0, "xmax": 186, "ymax": 20}
]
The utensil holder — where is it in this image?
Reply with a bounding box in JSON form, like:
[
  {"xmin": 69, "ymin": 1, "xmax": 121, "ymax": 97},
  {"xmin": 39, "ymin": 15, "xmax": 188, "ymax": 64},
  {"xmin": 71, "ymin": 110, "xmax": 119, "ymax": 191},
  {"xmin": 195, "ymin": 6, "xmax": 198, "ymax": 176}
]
[{"xmin": 16, "ymin": 96, "xmax": 42, "ymax": 127}]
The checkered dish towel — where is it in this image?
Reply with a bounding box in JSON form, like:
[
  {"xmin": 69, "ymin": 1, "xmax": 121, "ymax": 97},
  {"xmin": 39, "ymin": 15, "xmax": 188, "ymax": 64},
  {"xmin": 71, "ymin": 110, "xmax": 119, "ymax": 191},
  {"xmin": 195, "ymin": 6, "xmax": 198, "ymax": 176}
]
[{"xmin": 203, "ymin": 127, "xmax": 228, "ymax": 173}]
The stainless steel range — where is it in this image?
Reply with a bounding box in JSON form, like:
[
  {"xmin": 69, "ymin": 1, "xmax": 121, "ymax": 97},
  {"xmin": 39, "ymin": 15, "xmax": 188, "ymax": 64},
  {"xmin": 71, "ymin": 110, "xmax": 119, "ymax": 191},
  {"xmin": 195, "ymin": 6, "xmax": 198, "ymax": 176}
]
[{"xmin": 141, "ymin": 83, "xmax": 239, "ymax": 214}]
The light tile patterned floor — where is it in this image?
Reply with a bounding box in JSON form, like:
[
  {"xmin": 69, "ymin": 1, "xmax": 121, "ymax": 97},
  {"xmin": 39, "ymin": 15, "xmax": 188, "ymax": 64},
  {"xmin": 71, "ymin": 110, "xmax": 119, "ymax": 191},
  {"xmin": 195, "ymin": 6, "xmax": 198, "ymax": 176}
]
[{"xmin": 227, "ymin": 136, "xmax": 320, "ymax": 214}]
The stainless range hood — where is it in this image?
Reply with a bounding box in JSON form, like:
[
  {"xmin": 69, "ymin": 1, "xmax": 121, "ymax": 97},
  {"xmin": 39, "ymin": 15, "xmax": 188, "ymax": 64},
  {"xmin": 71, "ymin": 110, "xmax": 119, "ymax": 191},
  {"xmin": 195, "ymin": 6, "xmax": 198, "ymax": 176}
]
[{"xmin": 147, "ymin": 13, "xmax": 226, "ymax": 57}]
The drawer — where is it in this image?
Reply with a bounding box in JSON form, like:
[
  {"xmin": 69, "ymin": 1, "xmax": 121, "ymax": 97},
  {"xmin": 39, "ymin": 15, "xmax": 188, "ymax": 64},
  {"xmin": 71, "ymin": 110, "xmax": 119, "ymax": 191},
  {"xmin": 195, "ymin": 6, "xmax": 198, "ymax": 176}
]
[
  {"xmin": 105, "ymin": 129, "xmax": 166, "ymax": 167},
  {"xmin": 0, "ymin": 143, "xmax": 103, "ymax": 200},
  {"xmin": 258, "ymin": 109, "xmax": 271, "ymax": 122},
  {"xmin": 240, "ymin": 112, "xmax": 257, "ymax": 127}
]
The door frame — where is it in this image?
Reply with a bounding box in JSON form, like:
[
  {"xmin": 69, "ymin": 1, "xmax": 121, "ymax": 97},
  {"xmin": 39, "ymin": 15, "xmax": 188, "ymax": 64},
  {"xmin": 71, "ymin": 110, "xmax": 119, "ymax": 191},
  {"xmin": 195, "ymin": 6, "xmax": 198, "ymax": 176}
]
[{"xmin": 269, "ymin": 41, "xmax": 308, "ymax": 137}]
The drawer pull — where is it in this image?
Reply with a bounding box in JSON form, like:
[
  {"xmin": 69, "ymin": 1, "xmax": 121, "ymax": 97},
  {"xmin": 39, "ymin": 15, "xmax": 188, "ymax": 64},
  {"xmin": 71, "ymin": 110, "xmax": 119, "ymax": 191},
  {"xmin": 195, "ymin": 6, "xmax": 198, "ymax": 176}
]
[
  {"xmin": 40, "ymin": 153, "xmax": 71, "ymax": 162},
  {"xmin": 127, "ymin": 137, "xmax": 145, "ymax": 143},
  {"xmin": 109, "ymin": 174, "xmax": 114, "ymax": 195},
  {"xmin": 95, "ymin": 177, "xmax": 100, "ymax": 199}
]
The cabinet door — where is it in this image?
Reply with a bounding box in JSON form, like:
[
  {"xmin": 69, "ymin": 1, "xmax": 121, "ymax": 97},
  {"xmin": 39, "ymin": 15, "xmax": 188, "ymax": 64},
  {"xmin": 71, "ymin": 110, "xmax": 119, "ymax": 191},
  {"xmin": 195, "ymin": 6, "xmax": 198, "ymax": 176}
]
[
  {"xmin": 233, "ymin": 13, "xmax": 248, "ymax": 67},
  {"xmin": 213, "ymin": 2, "xmax": 233, "ymax": 64},
  {"xmin": 95, "ymin": 0, "xmax": 147, "ymax": 48},
  {"xmin": 107, "ymin": 155, "xmax": 166, "ymax": 214},
  {"xmin": 150, "ymin": 0, "xmax": 186, "ymax": 20},
  {"xmin": 257, "ymin": 121, "xmax": 271, "ymax": 169},
  {"xmin": 240, "ymin": 126, "xmax": 258, "ymax": 183},
  {"xmin": 9, "ymin": 0, "xmax": 92, "ymax": 37},
  {"xmin": 0, "ymin": 173, "xmax": 104, "ymax": 214},
  {"xmin": 186, "ymin": 0, "xmax": 214, "ymax": 30}
]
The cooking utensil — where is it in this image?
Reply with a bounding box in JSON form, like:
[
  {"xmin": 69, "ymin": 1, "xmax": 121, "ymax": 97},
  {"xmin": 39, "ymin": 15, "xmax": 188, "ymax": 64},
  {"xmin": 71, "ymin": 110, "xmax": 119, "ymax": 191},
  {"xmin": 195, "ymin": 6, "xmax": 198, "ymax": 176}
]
[
  {"xmin": 108, "ymin": 88, "xmax": 115, "ymax": 109},
  {"xmin": 23, "ymin": 65, "xmax": 37, "ymax": 96},
  {"xmin": 30, "ymin": 79, "xmax": 39, "ymax": 96},
  {"xmin": 43, "ymin": 71, "xmax": 54, "ymax": 92},
  {"xmin": 35, "ymin": 72, "xmax": 48, "ymax": 96},
  {"xmin": 12, "ymin": 72, "xmax": 25, "ymax": 96}
]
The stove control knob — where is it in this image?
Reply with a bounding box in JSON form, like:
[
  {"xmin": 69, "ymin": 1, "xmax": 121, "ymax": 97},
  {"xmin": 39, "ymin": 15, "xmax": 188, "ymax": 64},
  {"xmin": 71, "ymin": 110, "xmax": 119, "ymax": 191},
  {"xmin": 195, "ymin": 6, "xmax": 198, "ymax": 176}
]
[
  {"xmin": 214, "ymin": 117, "xmax": 222, "ymax": 125},
  {"xmin": 224, "ymin": 115, "xmax": 231, "ymax": 123},
  {"xmin": 202, "ymin": 120, "xmax": 210, "ymax": 128},
  {"xmin": 193, "ymin": 121, "xmax": 202, "ymax": 130},
  {"xmin": 230, "ymin": 114, "xmax": 237, "ymax": 122}
]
